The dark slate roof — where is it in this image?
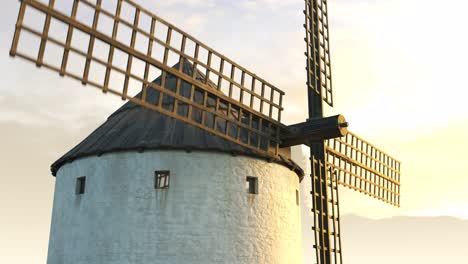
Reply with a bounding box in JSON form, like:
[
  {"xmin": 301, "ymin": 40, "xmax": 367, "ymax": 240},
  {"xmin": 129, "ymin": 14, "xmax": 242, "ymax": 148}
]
[{"xmin": 51, "ymin": 61, "xmax": 304, "ymax": 179}]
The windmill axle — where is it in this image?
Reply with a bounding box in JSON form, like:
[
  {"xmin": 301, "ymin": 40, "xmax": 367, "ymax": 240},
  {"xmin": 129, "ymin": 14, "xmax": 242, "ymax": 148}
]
[{"xmin": 280, "ymin": 114, "xmax": 348, "ymax": 148}]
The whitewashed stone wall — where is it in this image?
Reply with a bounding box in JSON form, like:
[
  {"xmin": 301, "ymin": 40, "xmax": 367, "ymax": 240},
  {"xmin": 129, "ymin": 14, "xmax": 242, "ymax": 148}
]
[{"xmin": 47, "ymin": 150, "xmax": 303, "ymax": 264}]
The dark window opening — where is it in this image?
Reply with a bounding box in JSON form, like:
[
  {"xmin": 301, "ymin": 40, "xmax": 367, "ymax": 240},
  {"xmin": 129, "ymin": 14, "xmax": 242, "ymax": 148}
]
[
  {"xmin": 246, "ymin": 176, "xmax": 258, "ymax": 194},
  {"xmin": 296, "ymin": 189, "xmax": 300, "ymax": 205},
  {"xmin": 76, "ymin": 176, "xmax": 86, "ymax": 195},
  {"xmin": 155, "ymin": 171, "xmax": 170, "ymax": 189}
]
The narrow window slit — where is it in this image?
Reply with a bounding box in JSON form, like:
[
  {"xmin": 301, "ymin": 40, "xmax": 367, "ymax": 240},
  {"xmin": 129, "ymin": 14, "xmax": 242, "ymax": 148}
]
[
  {"xmin": 296, "ymin": 189, "xmax": 300, "ymax": 205},
  {"xmin": 76, "ymin": 176, "xmax": 86, "ymax": 195}
]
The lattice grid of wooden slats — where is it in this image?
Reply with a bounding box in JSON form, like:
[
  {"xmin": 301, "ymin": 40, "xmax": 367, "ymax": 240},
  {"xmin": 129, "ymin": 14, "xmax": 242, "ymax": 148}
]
[
  {"xmin": 10, "ymin": 0, "xmax": 286, "ymax": 156},
  {"xmin": 326, "ymin": 132, "xmax": 401, "ymax": 207},
  {"xmin": 311, "ymin": 157, "xmax": 343, "ymax": 264},
  {"xmin": 304, "ymin": 0, "xmax": 333, "ymax": 107}
]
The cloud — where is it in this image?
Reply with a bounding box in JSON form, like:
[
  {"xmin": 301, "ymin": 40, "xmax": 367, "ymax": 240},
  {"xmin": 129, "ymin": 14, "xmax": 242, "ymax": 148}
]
[
  {"xmin": 156, "ymin": 0, "xmax": 216, "ymax": 7},
  {"xmin": 0, "ymin": 55, "xmax": 120, "ymax": 130},
  {"xmin": 236, "ymin": 0, "xmax": 298, "ymax": 10}
]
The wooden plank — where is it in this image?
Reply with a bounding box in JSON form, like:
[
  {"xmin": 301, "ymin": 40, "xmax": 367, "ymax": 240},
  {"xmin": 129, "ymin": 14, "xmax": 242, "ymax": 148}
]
[
  {"xmin": 60, "ymin": 0, "xmax": 79, "ymax": 76},
  {"xmin": 122, "ymin": 8, "xmax": 140, "ymax": 99},
  {"xmin": 83, "ymin": 0, "xmax": 102, "ymax": 84},
  {"xmin": 10, "ymin": 2, "xmax": 27, "ymax": 57},
  {"xmin": 37, "ymin": 0, "xmax": 55, "ymax": 67},
  {"xmin": 141, "ymin": 17, "xmax": 156, "ymax": 102},
  {"xmin": 103, "ymin": 0, "xmax": 123, "ymax": 93}
]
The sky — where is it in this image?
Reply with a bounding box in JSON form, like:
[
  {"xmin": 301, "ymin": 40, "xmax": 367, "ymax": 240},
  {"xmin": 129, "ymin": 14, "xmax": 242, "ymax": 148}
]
[{"xmin": 1, "ymin": 0, "xmax": 468, "ymax": 263}]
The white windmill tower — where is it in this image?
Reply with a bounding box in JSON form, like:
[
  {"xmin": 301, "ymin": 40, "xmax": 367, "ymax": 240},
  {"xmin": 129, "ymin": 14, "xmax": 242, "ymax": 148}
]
[
  {"xmin": 9, "ymin": 0, "xmax": 401, "ymax": 263},
  {"xmin": 47, "ymin": 59, "xmax": 305, "ymax": 263}
]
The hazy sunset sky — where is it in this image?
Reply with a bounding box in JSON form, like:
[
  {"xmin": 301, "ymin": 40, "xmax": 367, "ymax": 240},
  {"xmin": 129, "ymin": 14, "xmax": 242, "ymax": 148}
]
[{"xmin": 1, "ymin": 0, "xmax": 468, "ymax": 263}]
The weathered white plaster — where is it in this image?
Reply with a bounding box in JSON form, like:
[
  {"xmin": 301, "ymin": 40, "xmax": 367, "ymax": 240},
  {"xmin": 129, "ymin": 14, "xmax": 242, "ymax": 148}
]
[{"xmin": 47, "ymin": 150, "xmax": 302, "ymax": 264}]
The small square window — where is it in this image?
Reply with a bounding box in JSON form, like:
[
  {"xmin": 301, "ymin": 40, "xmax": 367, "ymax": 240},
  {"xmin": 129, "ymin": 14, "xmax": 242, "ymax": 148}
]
[
  {"xmin": 246, "ymin": 176, "xmax": 258, "ymax": 194},
  {"xmin": 155, "ymin": 171, "xmax": 170, "ymax": 189},
  {"xmin": 76, "ymin": 176, "xmax": 86, "ymax": 195}
]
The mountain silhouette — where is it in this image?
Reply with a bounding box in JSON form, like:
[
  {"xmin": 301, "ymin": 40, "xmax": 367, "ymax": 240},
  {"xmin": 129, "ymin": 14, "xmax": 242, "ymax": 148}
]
[{"xmin": 336, "ymin": 214, "xmax": 468, "ymax": 264}]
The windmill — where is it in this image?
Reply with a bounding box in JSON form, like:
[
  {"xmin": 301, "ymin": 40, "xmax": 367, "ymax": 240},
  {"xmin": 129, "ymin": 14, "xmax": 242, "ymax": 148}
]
[{"xmin": 9, "ymin": 0, "xmax": 401, "ymax": 263}]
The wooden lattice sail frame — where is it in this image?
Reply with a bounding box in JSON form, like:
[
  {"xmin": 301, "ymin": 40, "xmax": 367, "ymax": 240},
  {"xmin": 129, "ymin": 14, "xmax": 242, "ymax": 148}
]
[{"xmin": 11, "ymin": 0, "xmax": 286, "ymax": 156}]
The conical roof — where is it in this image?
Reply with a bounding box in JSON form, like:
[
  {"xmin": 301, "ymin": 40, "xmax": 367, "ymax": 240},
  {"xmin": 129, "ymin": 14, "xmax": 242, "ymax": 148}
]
[{"xmin": 51, "ymin": 61, "xmax": 303, "ymax": 179}]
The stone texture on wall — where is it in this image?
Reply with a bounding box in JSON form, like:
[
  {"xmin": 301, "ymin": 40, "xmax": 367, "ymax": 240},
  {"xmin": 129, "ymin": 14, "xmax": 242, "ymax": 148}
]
[{"xmin": 47, "ymin": 150, "xmax": 302, "ymax": 264}]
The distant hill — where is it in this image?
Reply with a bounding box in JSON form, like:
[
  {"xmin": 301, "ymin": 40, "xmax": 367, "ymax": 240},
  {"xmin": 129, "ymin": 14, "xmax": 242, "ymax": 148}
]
[{"xmin": 336, "ymin": 214, "xmax": 468, "ymax": 264}]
